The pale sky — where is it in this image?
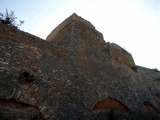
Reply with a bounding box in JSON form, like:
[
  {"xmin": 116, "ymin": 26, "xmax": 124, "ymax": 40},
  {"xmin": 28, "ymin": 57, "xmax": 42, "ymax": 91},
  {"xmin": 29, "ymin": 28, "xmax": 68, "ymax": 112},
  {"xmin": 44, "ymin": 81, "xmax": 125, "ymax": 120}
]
[{"xmin": 0, "ymin": 0, "xmax": 160, "ymax": 70}]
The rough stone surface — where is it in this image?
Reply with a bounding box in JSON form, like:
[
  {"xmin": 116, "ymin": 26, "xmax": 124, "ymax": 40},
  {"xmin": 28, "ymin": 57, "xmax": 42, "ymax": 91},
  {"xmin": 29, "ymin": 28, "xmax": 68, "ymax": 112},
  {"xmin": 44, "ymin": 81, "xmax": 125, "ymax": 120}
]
[{"xmin": 0, "ymin": 13, "xmax": 160, "ymax": 119}]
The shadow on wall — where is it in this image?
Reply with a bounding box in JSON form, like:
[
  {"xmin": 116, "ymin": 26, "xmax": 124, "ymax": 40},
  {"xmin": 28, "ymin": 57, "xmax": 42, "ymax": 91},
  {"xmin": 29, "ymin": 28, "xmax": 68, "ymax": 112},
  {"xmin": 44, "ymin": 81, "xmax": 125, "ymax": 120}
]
[
  {"xmin": 0, "ymin": 98, "xmax": 31, "ymax": 108},
  {"xmin": 18, "ymin": 72, "xmax": 35, "ymax": 84},
  {"xmin": 93, "ymin": 97, "xmax": 131, "ymax": 113},
  {"xmin": 143, "ymin": 101, "xmax": 159, "ymax": 114}
]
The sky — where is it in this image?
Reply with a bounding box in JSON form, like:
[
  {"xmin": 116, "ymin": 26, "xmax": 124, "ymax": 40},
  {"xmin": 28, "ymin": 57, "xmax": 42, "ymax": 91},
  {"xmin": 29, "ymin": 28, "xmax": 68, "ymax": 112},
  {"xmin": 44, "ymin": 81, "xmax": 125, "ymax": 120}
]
[{"xmin": 0, "ymin": 0, "xmax": 160, "ymax": 70}]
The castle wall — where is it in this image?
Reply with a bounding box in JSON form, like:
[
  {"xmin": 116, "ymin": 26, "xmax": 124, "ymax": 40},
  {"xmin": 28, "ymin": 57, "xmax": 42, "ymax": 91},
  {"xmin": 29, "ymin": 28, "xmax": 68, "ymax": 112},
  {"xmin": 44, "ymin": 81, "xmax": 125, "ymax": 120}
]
[{"xmin": 0, "ymin": 13, "xmax": 160, "ymax": 119}]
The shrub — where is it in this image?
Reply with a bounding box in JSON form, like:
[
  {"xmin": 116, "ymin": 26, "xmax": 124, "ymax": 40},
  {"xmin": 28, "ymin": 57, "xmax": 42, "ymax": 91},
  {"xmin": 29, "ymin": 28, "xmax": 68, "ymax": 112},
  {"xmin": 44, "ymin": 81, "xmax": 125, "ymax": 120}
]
[{"xmin": 0, "ymin": 9, "xmax": 24, "ymax": 28}]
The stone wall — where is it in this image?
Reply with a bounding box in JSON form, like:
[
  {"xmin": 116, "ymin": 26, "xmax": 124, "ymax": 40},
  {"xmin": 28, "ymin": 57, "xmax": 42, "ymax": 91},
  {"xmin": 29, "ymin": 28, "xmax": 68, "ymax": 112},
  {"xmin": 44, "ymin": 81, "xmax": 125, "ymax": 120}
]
[
  {"xmin": 107, "ymin": 42, "xmax": 136, "ymax": 69},
  {"xmin": 0, "ymin": 13, "xmax": 160, "ymax": 119},
  {"xmin": 0, "ymin": 23, "xmax": 67, "ymax": 119}
]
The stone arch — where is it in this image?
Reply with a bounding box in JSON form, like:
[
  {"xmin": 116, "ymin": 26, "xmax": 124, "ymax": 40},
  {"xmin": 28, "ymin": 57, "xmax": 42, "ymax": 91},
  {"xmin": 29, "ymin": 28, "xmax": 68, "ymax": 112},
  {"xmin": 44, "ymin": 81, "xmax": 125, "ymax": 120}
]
[
  {"xmin": 93, "ymin": 97, "xmax": 130, "ymax": 113},
  {"xmin": 143, "ymin": 101, "xmax": 159, "ymax": 114},
  {"xmin": 0, "ymin": 98, "xmax": 43, "ymax": 119}
]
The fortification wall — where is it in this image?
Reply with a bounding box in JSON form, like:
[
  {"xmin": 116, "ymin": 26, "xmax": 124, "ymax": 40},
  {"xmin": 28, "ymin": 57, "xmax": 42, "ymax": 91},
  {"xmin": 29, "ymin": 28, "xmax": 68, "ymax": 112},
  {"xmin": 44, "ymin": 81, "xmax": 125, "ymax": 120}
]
[{"xmin": 0, "ymin": 13, "xmax": 160, "ymax": 119}]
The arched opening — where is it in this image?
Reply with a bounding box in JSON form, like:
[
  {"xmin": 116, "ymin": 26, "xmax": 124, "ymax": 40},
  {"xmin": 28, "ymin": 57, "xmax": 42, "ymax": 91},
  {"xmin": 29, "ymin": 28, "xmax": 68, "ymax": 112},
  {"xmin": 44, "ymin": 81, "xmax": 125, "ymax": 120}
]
[
  {"xmin": 93, "ymin": 97, "xmax": 130, "ymax": 113},
  {"xmin": 0, "ymin": 98, "xmax": 43, "ymax": 119},
  {"xmin": 143, "ymin": 101, "xmax": 159, "ymax": 114}
]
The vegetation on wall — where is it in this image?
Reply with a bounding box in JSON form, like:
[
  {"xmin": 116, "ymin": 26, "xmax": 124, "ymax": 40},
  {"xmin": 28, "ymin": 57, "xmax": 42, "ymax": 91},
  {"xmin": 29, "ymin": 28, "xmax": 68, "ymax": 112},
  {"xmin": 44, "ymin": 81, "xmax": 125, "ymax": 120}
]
[{"xmin": 0, "ymin": 9, "xmax": 24, "ymax": 28}]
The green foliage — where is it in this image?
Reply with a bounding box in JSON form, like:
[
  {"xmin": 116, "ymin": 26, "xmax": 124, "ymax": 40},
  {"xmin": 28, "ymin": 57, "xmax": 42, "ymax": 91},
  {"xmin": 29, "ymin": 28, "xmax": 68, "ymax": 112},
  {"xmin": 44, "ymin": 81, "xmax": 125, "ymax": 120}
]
[{"xmin": 0, "ymin": 9, "xmax": 24, "ymax": 28}]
